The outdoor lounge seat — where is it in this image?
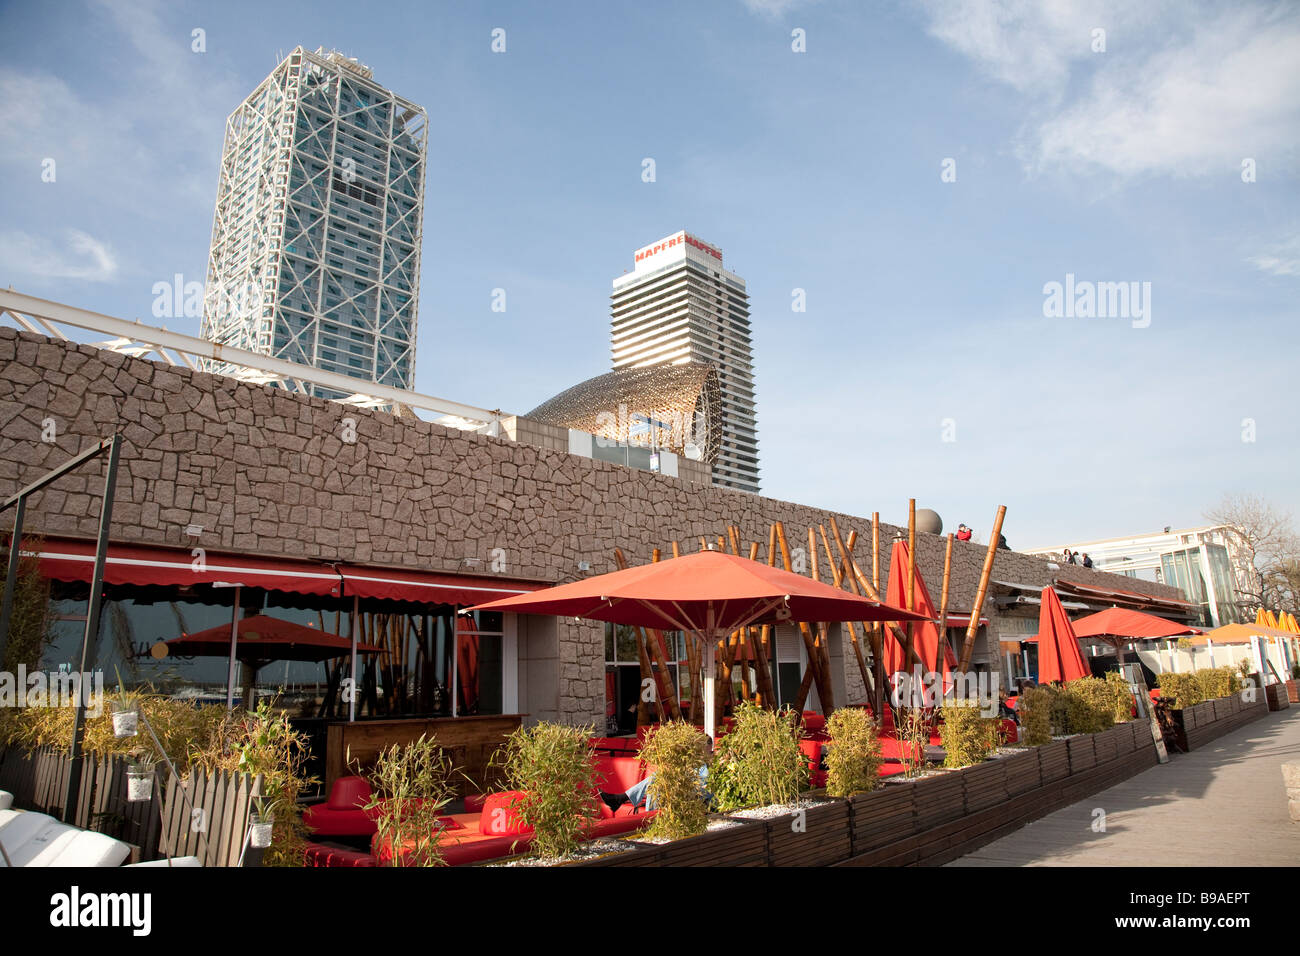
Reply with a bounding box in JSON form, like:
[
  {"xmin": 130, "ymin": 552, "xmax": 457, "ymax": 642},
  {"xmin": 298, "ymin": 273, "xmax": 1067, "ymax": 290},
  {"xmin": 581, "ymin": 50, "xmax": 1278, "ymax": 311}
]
[
  {"xmin": 0, "ymin": 790, "xmax": 12, "ymax": 811},
  {"xmin": 125, "ymin": 856, "xmax": 202, "ymax": 867},
  {"xmin": 303, "ymin": 776, "xmax": 376, "ymax": 837},
  {"xmin": 367, "ymin": 769, "xmax": 657, "ymax": 866},
  {"xmin": 0, "ymin": 808, "xmax": 131, "ymax": 867}
]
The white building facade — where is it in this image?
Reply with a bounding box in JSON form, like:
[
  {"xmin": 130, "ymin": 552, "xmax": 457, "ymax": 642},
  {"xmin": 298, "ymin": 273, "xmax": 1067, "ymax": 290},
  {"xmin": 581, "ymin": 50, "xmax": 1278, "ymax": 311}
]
[
  {"xmin": 1026, "ymin": 526, "xmax": 1256, "ymax": 627},
  {"xmin": 202, "ymin": 47, "xmax": 427, "ymax": 396},
  {"xmin": 610, "ymin": 231, "xmax": 759, "ymax": 493}
]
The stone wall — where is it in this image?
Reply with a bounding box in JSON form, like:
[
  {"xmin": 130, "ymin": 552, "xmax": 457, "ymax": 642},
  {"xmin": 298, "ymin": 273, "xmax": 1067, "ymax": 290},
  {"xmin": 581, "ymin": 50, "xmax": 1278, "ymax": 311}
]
[{"xmin": 0, "ymin": 327, "xmax": 1187, "ymax": 724}]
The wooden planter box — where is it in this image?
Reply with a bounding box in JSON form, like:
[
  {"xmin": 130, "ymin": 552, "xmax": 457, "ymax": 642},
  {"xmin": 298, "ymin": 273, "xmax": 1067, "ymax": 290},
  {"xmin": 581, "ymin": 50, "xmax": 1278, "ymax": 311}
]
[
  {"xmin": 1066, "ymin": 736, "xmax": 1097, "ymax": 775},
  {"xmin": 849, "ymin": 782, "xmax": 916, "ymax": 854},
  {"xmin": 1287, "ymin": 680, "xmax": 1298, "ymax": 704},
  {"xmin": 1112, "ymin": 721, "xmax": 1137, "ymax": 756},
  {"xmin": 1266, "ymin": 683, "xmax": 1291, "ymax": 711},
  {"xmin": 961, "ymin": 759, "xmax": 1009, "ymax": 813},
  {"xmin": 1002, "ymin": 748, "xmax": 1041, "ymax": 797},
  {"xmin": 644, "ymin": 816, "xmax": 768, "ymax": 867},
  {"xmin": 1093, "ymin": 726, "xmax": 1120, "ymax": 765},
  {"xmin": 759, "ymin": 799, "xmax": 851, "ymax": 867},
  {"xmin": 1037, "ymin": 740, "xmax": 1071, "ymax": 783},
  {"xmin": 911, "ymin": 771, "xmax": 965, "ymax": 831}
]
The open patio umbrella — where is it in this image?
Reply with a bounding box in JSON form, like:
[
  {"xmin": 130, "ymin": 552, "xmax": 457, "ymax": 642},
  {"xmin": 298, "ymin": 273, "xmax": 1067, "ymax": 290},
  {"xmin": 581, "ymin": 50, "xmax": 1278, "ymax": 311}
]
[
  {"xmin": 465, "ymin": 549, "xmax": 927, "ymax": 741},
  {"xmin": 883, "ymin": 541, "xmax": 957, "ymax": 687},
  {"xmin": 166, "ymin": 614, "xmax": 384, "ymax": 709},
  {"xmin": 166, "ymin": 614, "xmax": 384, "ymax": 663},
  {"xmin": 1034, "ymin": 587, "xmax": 1090, "ymax": 684},
  {"xmin": 1069, "ymin": 607, "xmax": 1201, "ymax": 665}
]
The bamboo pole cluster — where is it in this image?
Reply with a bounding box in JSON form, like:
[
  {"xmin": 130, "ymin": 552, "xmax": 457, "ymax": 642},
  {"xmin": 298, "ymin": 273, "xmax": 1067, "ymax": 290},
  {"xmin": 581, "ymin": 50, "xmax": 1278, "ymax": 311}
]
[{"xmin": 624, "ymin": 501, "xmax": 1007, "ymax": 729}]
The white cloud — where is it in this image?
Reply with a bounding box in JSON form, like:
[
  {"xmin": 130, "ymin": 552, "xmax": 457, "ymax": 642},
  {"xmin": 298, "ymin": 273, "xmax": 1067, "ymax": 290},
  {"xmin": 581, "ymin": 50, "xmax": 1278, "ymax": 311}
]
[
  {"xmin": 1249, "ymin": 234, "xmax": 1300, "ymax": 277},
  {"xmin": 0, "ymin": 0, "xmax": 243, "ymax": 211},
  {"xmin": 1029, "ymin": 13, "xmax": 1300, "ymax": 178},
  {"xmin": 0, "ymin": 229, "xmax": 118, "ymax": 282},
  {"xmin": 740, "ymin": 0, "xmax": 817, "ymax": 19},
  {"xmin": 918, "ymin": 0, "xmax": 1300, "ymax": 179}
]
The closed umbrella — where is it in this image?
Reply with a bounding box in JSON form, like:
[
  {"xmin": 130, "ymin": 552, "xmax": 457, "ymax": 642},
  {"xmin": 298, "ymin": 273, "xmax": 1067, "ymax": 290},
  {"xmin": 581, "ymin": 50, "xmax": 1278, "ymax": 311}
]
[
  {"xmin": 1034, "ymin": 587, "xmax": 1090, "ymax": 684},
  {"xmin": 883, "ymin": 541, "xmax": 956, "ymax": 689}
]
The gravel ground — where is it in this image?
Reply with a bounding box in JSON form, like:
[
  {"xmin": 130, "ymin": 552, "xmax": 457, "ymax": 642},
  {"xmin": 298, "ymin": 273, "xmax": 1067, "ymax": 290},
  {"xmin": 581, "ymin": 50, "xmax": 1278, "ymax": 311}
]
[
  {"xmin": 491, "ymin": 838, "xmax": 635, "ymax": 866},
  {"xmin": 635, "ymin": 817, "xmax": 741, "ymax": 844},
  {"xmin": 729, "ymin": 798, "xmax": 834, "ymax": 820}
]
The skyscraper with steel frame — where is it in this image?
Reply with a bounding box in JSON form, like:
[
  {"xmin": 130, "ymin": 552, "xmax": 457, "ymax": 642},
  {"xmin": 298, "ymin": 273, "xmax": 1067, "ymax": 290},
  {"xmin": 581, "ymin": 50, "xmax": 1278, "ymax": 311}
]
[{"xmin": 202, "ymin": 47, "xmax": 427, "ymax": 396}]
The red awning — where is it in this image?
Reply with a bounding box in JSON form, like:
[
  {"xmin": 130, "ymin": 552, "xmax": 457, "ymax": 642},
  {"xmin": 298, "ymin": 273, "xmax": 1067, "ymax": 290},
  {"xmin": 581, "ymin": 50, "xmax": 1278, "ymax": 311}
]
[
  {"xmin": 34, "ymin": 538, "xmax": 545, "ymax": 605},
  {"xmin": 35, "ymin": 537, "xmax": 343, "ymax": 596},
  {"xmin": 942, "ymin": 614, "xmax": 989, "ymax": 629},
  {"xmin": 335, "ymin": 563, "xmax": 543, "ymax": 606}
]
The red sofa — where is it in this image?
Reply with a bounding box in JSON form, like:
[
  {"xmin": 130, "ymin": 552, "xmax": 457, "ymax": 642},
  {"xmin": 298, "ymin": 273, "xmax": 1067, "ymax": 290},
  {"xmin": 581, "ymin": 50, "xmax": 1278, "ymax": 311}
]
[{"xmin": 309, "ymin": 756, "xmax": 657, "ymax": 867}]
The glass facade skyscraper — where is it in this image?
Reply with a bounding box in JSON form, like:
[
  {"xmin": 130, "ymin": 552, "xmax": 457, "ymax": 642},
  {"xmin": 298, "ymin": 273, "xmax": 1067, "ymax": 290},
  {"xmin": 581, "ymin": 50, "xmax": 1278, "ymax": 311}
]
[{"xmin": 202, "ymin": 47, "xmax": 426, "ymax": 396}]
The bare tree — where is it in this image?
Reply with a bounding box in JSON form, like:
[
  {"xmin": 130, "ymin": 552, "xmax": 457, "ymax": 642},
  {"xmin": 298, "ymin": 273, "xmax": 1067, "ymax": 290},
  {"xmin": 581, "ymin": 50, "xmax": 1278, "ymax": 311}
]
[{"xmin": 1205, "ymin": 493, "xmax": 1300, "ymax": 615}]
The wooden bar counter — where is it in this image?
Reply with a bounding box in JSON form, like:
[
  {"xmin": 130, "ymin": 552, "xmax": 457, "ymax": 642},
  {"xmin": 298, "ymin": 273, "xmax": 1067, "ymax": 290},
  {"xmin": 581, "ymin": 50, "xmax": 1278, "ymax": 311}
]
[{"xmin": 325, "ymin": 714, "xmax": 524, "ymax": 794}]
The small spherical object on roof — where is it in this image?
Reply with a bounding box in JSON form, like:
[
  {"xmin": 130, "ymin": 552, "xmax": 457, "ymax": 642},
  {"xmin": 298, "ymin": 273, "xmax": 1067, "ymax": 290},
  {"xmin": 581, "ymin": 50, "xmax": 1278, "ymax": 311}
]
[{"xmin": 915, "ymin": 509, "xmax": 942, "ymax": 535}]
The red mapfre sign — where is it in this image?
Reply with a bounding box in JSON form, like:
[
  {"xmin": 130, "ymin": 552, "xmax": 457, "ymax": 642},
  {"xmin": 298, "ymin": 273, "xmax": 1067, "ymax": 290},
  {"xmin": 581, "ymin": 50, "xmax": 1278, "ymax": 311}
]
[{"xmin": 634, "ymin": 231, "xmax": 723, "ymax": 266}]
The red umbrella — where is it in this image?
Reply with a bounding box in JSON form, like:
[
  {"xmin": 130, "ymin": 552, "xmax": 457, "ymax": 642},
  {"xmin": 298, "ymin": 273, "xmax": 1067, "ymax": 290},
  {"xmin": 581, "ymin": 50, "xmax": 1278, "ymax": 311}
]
[
  {"xmin": 1070, "ymin": 607, "xmax": 1201, "ymax": 664},
  {"xmin": 1035, "ymin": 587, "xmax": 1090, "ymax": 684},
  {"xmin": 467, "ymin": 549, "xmax": 927, "ymax": 740},
  {"xmin": 883, "ymin": 541, "xmax": 957, "ymax": 685},
  {"xmin": 166, "ymin": 614, "xmax": 384, "ymax": 664},
  {"xmin": 456, "ymin": 615, "xmax": 479, "ymax": 714}
]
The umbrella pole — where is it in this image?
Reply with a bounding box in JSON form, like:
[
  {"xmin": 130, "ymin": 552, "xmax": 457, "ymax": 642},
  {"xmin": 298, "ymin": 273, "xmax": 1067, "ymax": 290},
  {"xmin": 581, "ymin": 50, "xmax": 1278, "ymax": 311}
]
[
  {"xmin": 703, "ymin": 603, "xmax": 717, "ymax": 745},
  {"xmin": 225, "ymin": 586, "xmax": 241, "ymax": 711}
]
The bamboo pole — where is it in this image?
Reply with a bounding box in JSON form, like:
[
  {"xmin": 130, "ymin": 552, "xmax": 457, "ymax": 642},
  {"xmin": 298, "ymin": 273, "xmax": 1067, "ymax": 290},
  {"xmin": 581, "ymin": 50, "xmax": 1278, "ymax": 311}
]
[
  {"xmin": 775, "ymin": 522, "xmax": 832, "ymax": 713},
  {"xmin": 871, "ymin": 512, "xmax": 884, "ymax": 714},
  {"xmin": 907, "ymin": 499, "xmax": 917, "ymax": 615},
  {"xmin": 958, "ymin": 505, "xmax": 1007, "ymax": 672},
  {"xmin": 839, "ymin": 531, "xmax": 927, "ymax": 675},
  {"xmin": 821, "ymin": 523, "xmax": 872, "ymax": 699},
  {"xmin": 615, "ymin": 548, "xmax": 676, "ymax": 721},
  {"xmin": 748, "ymin": 525, "xmax": 779, "ymax": 709},
  {"xmin": 934, "ymin": 533, "xmax": 955, "ymax": 677},
  {"xmin": 812, "ymin": 526, "xmax": 837, "ymax": 711},
  {"xmin": 672, "ymin": 540, "xmax": 702, "ymax": 723}
]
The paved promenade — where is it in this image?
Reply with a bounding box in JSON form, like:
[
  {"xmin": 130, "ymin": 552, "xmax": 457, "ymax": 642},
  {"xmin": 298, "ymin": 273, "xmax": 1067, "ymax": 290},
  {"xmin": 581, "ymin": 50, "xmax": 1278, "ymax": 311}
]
[{"xmin": 949, "ymin": 708, "xmax": 1300, "ymax": 866}]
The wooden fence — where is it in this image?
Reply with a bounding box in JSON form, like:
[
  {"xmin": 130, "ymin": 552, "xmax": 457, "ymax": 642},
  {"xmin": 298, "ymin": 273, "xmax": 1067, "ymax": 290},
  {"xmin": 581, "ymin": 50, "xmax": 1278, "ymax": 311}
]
[{"xmin": 0, "ymin": 746, "xmax": 262, "ymax": 866}]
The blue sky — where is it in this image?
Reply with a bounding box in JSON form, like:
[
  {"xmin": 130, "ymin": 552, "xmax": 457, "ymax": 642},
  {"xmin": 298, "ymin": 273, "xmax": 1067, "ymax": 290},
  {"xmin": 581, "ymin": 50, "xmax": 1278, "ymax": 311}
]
[{"xmin": 1, "ymin": 0, "xmax": 1297, "ymax": 548}]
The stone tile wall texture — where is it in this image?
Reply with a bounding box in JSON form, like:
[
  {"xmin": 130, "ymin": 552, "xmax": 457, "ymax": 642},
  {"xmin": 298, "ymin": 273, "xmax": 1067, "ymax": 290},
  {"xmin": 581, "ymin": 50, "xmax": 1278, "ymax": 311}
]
[{"xmin": 0, "ymin": 327, "xmax": 1187, "ymax": 724}]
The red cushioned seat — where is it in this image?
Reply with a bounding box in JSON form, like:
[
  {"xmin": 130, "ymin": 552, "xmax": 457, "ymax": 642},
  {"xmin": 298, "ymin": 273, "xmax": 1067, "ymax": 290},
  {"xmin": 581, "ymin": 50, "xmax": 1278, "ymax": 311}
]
[
  {"xmin": 327, "ymin": 775, "xmax": 372, "ymax": 810},
  {"xmin": 305, "ymin": 842, "xmax": 376, "ymax": 867},
  {"xmin": 799, "ymin": 738, "xmax": 827, "ymax": 789},
  {"xmin": 303, "ymin": 775, "xmax": 377, "ymax": 837},
  {"xmin": 479, "ymin": 791, "xmax": 533, "ymax": 836},
  {"xmin": 998, "ymin": 718, "xmax": 1018, "ymax": 744},
  {"xmin": 592, "ymin": 755, "xmax": 645, "ymax": 795}
]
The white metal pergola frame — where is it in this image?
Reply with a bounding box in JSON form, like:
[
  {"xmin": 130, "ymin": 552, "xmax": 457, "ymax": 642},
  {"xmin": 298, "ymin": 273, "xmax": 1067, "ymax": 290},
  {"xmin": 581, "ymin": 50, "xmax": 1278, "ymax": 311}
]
[{"xmin": 0, "ymin": 289, "xmax": 505, "ymax": 434}]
